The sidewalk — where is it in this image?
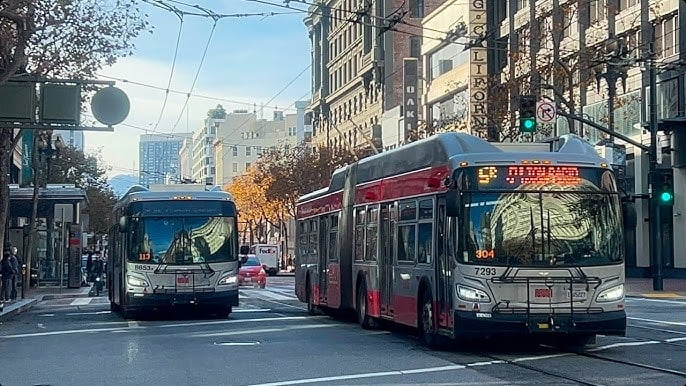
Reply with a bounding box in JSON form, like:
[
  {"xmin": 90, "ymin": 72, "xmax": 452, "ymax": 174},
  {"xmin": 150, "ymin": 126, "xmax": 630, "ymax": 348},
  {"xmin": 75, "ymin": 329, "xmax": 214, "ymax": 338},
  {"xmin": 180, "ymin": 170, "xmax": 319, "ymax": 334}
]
[
  {"xmin": 0, "ymin": 285, "xmax": 91, "ymax": 322},
  {"xmin": 625, "ymin": 277, "xmax": 686, "ymax": 299}
]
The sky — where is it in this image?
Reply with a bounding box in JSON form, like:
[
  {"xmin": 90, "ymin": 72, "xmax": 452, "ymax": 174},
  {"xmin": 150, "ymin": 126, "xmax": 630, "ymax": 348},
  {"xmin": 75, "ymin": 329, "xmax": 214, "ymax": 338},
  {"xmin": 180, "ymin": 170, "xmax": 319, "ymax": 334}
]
[{"xmin": 86, "ymin": 0, "xmax": 312, "ymax": 178}]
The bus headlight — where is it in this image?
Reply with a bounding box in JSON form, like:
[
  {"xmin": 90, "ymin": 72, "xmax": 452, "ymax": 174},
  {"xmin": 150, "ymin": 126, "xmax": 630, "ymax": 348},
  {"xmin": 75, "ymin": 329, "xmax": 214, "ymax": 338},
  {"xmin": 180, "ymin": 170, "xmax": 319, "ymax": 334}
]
[
  {"xmin": 126, "ymin": 275, "xmax": 149, "ymax": 288},
  {"xmin": 457, "ymin": 285, "xmax": 491, "ymax": 303},
  {"xmin": 596, "ymin": 284, "xmax": 624, "ymax": 302},
  {"xmin": 218, "ymin": 274, "xmax": 237, "ymax": 285}
]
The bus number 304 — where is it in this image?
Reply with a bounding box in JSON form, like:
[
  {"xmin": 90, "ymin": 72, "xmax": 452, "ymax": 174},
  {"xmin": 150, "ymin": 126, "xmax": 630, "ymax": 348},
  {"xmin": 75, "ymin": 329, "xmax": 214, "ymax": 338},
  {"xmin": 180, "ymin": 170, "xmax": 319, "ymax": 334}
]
[{"xmin": 475, "ymin": 249, "xmax": 495, "ymax": 259}]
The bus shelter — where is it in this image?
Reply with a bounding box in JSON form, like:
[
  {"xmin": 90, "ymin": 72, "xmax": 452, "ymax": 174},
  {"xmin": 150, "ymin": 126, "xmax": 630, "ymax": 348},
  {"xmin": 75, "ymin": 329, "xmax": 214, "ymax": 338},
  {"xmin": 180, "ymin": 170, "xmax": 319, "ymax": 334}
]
[{"xmin": 7, "ymin": 184, "xmax": 88, "ymax": 289}]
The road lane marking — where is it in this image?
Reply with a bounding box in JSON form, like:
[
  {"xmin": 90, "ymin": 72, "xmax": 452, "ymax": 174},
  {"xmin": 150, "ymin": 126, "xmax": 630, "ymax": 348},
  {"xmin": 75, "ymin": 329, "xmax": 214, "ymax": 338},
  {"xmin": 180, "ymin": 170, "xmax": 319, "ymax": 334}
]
[
  {"xmin": 1, "ymin": 315, "xmax": 324, "ymax": 338},
  {"xmin": 251, "ymin": 297, "xmax": 307, "ymax": 311},
  {"xmin": 252, "ymin": 291, "xmax": 295, "ymax": 301},
  {"xmin": 156, "ymin": 315, "xmax": 320, "ymax": 328},
  {"xmin": 233, "ymin": 308, "xmax": 272, "ymax": 313},
  {"xmin": 587, "ymin": 340, "xmax": 661, "ymax": 352},
  {"xmin": 628, "ymin": 324, "xmax": 686, "ymax": 335},
  {"xmin": 628, "ymin": 316, "xmax": 686, "ymax": 327},
  {"xmin": 70, "ymin": 298, "xmax": 93, "ymax": 306},
  {"xmin": 1, "ymin": 327, "xmax": 129, "ymax": 338},
  {"xmin": 65, "ymin": 311, "xmax": 111, "ymax": 316},
  {"xmin": 214, "ymin": 342, "xmax": 261, "ymax": 346},
  {"xmin": 465, "ymin": 361, "xmax": 504, "ymax": 367},
  {"xmin": 192, "ymin": 324, "xmax": 338, "ymax": 338},
  {"xmin": 665, "ymin": 337, "xmax": 686, "ymax": 343},
  {"xmin": 512, "ymin": 353, "xmax": 570, "ymax": 362},
  {"xmin": 246, "ymin": 365, "xmax": 467, "ymax": 386}
]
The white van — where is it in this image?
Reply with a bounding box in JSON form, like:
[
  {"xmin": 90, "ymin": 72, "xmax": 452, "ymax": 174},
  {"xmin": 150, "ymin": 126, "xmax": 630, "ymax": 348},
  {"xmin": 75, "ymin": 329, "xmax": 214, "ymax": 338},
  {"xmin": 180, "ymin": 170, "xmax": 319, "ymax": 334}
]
[{"xmin": 250, "ymin": 244, "xmax": 280, "ymax": 276}]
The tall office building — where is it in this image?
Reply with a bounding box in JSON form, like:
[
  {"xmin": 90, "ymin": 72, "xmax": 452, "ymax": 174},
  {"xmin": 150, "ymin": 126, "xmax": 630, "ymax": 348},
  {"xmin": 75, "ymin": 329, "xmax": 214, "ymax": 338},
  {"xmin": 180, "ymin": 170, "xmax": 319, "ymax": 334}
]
[{"xmin": 138, "ymin": 133, "xmax": 192, "ymax": 186}]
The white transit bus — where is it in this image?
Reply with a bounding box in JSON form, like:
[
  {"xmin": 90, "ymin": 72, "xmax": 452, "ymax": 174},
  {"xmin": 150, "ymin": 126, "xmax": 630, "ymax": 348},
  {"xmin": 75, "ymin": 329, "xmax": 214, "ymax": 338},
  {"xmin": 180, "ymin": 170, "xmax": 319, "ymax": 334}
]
[
  {"xmin": 295, "ymin": 132, "xmax": 626, "ymax": 348},
  {"xmin": 107, "ymin": 184, "xmax": 240, "ymax": 318}
]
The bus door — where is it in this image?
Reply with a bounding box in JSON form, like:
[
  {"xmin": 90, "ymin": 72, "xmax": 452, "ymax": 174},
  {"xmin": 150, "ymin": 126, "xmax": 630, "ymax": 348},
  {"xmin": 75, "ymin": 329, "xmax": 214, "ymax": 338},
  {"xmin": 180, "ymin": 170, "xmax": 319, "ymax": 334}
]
[
  {"xmin": 318, "ymin": 216, "xmax": 329, "ymax": 305},
  {"xmin": 379, "ymin": 203, "xmax": 394, "ymax": 317},
  {"xmin": 435, "ymin": 198, "xmax": 452, "ymax": 329}
]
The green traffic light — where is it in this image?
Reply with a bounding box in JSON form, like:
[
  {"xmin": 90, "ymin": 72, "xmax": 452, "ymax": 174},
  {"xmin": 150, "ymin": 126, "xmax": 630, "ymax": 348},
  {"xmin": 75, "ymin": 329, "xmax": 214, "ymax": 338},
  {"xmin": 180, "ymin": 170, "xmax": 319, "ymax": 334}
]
[
  {"xmin": 660, "ymin": 191, "xmax": 673, "ymax": 202},
  {"xmin": 523, "ymin": 119, "xmax": 535, "ymax": 129}
]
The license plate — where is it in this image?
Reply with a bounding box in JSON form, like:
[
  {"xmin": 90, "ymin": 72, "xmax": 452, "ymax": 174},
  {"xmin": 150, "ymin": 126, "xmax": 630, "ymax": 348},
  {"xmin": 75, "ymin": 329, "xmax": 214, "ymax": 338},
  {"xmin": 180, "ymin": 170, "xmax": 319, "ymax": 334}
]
[
  {"xmin": 177, "ymin": 277, "xmax": 189, "ymax": 285},
  {"xmin": 567, "ymin": 290, "xmax": 587, "ymax": 300},
  {"xmin": 245, "ymin": 277, "xmax": 252, "ymax": 282}
]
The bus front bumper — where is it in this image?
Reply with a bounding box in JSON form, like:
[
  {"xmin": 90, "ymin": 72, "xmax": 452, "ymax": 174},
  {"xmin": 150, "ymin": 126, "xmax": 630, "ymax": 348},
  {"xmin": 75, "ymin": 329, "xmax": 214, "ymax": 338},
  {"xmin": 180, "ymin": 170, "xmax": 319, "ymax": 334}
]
[
  {"xmin": 453, "ymin": 310, "xmax": 627, "ymax": 337},
  {"xmin": 125, "ymin": 289, "xmax": 239, "ymax": 310}
]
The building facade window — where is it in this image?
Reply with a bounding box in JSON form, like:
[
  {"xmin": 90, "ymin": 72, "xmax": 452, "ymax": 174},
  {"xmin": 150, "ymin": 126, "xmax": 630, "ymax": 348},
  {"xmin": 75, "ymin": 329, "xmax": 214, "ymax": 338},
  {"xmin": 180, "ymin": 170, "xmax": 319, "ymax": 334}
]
[
  {"xmin": 409, "ymin": 0, "xmax": 424, "ymax": 18},
  {"xmin": 428, "ymin": 43, "xmax": 469, "ymax": 80}
]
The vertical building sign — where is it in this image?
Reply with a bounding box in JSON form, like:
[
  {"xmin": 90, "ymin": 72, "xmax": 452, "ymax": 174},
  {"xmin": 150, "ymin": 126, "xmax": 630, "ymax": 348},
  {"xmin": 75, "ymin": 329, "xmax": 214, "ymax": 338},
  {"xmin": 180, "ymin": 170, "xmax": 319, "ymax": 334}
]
[
  {"xmin": 403, "ymin": 58, "xmax": 419, "ymax": 141},
  {"xmin": 20, "ymin": 130, "xmax": 34, "ymax": 185},
  {"xmin": 469, "ymin": 0, "xmax": 488, "ymax": 137}
]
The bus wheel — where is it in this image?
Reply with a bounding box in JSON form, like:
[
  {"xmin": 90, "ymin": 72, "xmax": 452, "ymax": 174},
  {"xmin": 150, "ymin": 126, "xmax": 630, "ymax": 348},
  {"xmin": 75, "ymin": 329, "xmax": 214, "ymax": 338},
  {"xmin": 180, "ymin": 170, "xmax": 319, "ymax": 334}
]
[
  {"xmin": 357, "ymin": 283, "xmax": 376, "ymax": 329},
  {"xmin": 219, "ymin": 306, "xmax": 232, "ymax": 319},
  {"xmin": 121, "ymin": 308, "xmax": 134, "ymax": 320},
  {"xmin": 419, "ymin": 291, "xmax": 439, "ymax": 348}
]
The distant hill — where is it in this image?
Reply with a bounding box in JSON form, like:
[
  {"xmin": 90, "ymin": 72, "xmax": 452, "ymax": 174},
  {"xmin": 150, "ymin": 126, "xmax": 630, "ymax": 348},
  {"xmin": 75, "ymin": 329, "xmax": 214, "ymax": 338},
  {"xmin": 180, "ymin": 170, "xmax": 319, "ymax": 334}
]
[{"xmin": 108, "ymin": 174, "xmax": 139, "ymax": 197}]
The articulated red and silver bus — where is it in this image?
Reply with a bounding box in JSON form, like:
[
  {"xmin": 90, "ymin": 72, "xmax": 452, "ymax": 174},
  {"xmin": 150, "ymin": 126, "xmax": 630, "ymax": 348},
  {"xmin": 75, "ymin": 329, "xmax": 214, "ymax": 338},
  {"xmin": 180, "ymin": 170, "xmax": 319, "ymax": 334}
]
[{"xmin": 295, "ymin": 132, "xmax": 626, "ymax": 348}]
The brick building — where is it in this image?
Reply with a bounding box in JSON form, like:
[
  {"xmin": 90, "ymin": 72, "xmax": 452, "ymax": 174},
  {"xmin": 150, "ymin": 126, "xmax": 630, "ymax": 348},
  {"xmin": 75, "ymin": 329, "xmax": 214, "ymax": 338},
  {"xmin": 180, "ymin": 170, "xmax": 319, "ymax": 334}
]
[{"xmin": 304, "ymin": 0, "xmax": 446, "ymax": 151}]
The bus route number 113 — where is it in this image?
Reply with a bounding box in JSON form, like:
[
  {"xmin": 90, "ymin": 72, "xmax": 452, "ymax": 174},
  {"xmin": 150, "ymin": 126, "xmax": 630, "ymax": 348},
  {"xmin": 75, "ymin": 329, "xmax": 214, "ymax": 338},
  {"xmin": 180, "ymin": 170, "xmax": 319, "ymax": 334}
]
[{"xmin": 475, "ymin": 249, "xmax": 495, "ymax": 260}]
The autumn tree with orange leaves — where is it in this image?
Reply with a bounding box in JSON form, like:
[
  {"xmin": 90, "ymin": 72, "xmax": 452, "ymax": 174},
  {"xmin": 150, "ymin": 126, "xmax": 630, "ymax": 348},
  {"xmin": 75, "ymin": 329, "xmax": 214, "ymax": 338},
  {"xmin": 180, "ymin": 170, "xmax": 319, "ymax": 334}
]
[{"xmin": 225, "ymin": 167, "xmax": 284, "ymax": 246}]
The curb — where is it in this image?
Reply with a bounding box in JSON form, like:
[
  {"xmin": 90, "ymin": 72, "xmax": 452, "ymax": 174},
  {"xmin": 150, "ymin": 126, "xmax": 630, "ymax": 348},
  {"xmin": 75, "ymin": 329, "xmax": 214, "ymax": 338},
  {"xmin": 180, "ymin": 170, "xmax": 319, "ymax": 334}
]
[{"xmin": 0, "ymin": 299, "xmax": 38, "ymax": 322}]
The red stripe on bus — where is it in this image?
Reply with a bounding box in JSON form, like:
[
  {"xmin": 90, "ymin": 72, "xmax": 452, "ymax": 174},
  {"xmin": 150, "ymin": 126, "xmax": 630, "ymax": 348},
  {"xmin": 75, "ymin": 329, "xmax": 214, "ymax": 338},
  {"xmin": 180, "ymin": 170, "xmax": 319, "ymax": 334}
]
[
  {"xmin": 296, "ymin": 191, "xmax": 344, "ymax": 218},
  {"xmin": 355, "ymin": 165, "xmax": 451, "ymax": 204}
]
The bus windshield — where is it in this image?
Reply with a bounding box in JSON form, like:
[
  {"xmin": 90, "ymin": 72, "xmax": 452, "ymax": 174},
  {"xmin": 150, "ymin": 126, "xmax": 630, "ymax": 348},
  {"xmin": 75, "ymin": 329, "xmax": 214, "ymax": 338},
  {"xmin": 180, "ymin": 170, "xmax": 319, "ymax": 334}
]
[
  {"xmin": 459, "ymin": 166, "xmax": 624, "ymax": 267},
  {"xmin": 128, "ymin": 216, "xmax": 238, "ymax": 264}
]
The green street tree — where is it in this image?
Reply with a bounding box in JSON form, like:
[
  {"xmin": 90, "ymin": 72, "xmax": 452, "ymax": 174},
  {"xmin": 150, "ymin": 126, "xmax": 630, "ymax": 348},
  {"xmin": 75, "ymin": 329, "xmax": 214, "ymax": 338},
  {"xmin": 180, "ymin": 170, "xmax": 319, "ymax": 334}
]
[
  {"xmin": 207, "ymin": 104, "xmax": 227, "ymax": 119},
  {"xmin": 0, "ymin": 0, "xmax": 148, "ymax": 256},
  {"xmin": 48, "ymin": 145, "xmax": 117, "ymax": 235}
]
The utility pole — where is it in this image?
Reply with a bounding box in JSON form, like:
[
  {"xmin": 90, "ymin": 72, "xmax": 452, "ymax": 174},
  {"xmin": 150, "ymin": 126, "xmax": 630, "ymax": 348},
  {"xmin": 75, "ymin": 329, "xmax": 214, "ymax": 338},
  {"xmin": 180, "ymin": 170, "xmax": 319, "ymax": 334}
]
[{"xmin": 641, "ymin": 0, "xmax": 662, "ymax": 290}]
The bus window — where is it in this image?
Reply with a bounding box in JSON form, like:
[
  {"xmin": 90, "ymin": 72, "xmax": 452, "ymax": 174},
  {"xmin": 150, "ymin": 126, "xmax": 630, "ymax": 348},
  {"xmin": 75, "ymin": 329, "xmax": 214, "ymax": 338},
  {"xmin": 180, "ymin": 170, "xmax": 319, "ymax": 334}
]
[
  {"xmin": 418, "ymin": 223, "xmax": 432, "ymax": 264},
  {"xmin": 397, "ymin": 224, "xmax": 416, "ymax": 262},
  {"xmin": 366, "ymin": 222, "xmax": 378, "ymax": 261},
  {"xmin": 399, "ymin": 200, "xmax": 417, "ymax": 221},
  {"xmin": 419, "ymin": 199, "xmax": 433, "ymax": 220}
]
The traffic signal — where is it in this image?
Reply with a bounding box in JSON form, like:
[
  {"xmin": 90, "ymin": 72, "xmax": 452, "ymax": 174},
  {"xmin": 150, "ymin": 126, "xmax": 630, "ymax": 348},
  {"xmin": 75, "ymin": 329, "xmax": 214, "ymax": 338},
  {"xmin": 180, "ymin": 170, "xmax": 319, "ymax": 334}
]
[
  {"xmin": 519, "ymin": 95, "xmax": 537, "ymax": 133},
  {"xmin": 655, "ymin": 169, "xmax": 674, "ymax": 206}
]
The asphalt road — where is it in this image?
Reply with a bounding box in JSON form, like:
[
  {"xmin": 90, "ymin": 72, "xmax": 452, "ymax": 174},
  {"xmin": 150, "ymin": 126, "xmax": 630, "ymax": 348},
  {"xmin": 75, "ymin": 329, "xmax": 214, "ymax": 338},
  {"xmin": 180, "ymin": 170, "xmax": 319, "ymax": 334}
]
[{"xmin": 1, "ymin": 276, "xmax": 685, "ymax": 386}]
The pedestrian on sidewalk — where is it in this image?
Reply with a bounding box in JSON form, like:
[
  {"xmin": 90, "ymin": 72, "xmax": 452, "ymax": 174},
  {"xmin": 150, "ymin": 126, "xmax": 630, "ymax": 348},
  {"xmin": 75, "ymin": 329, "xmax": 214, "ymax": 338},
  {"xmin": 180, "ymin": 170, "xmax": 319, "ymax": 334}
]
[
  {"xmin": 93, "ymin": 256, "xmax": 104, "ymax": 280},
  {"xmin": 1, "ymin": 251, "xmax": 13, "ymax": 302},
  {"xmin": 86, "ymin": 251, "xmax": 94, "ymax": 283},
  {"xmin": 9, "ymin": 245, "xmax": 21, "ymax": 300}
]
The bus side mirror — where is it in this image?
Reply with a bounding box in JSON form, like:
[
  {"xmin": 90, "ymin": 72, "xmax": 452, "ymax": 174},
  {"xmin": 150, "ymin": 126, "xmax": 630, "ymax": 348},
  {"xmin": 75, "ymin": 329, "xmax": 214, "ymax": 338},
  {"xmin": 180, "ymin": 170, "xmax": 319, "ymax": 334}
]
[
  {"xmin": 118, "ymin": 216, "xmax": 128, "ymax": 233},
  {"xmin": 446, "ymin": 189, "xmax": 461, "ymax": 217},
  {"xmin": 239, "ymin": 246, "xmax": 250, "ymax": 255}
]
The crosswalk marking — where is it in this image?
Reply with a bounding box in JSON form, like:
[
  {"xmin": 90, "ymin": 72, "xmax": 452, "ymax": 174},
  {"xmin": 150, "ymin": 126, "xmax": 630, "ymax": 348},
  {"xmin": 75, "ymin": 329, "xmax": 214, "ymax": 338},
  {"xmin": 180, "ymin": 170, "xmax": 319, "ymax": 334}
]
[
  {"xmin": 252, "ymin": 291, "xmax": 294, "ymax": 301},
  {"xmin": 70, "ymin": 298, "xmax": 93, "ymax": 306}
]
